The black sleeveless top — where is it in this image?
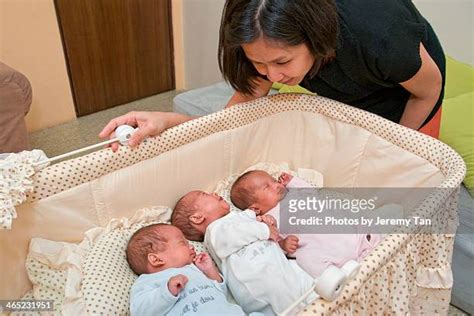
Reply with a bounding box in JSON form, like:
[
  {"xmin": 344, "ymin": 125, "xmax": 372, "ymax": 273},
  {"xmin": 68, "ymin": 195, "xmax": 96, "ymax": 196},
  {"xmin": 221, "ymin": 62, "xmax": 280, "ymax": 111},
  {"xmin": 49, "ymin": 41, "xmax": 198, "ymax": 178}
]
[{"xmin": 300, "ymin": 0, "xmax": 445, "ymax": 126}]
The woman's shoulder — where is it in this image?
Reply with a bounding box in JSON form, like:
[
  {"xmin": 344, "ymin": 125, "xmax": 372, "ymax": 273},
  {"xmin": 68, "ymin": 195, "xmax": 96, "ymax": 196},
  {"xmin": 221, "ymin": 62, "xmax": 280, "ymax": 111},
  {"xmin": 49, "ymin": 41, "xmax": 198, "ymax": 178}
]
[
  {"xmin": 333, "ymin": 0, "xmax": 428, "ymax": 83},
  {"xmin": 336, "ymin": 0, "xmax": 426, "ymax": 46}
]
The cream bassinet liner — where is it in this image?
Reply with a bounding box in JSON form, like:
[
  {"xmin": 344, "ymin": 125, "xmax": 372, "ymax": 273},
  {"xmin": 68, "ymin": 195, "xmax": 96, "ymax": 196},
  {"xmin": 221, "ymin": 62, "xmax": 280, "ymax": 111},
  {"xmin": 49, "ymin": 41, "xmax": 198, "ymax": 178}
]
[{"xmin": 0, "ymin": 94, "xmax": 465, "ymax": 314}]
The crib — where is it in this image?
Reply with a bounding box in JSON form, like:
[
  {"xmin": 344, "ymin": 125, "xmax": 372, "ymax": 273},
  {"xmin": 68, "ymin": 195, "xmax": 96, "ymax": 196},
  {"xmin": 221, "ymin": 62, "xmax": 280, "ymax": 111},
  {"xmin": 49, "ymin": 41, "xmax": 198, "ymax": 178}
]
[{"xmin": 0, "ymin": 94, "xmax": 466, "ymax": 315}]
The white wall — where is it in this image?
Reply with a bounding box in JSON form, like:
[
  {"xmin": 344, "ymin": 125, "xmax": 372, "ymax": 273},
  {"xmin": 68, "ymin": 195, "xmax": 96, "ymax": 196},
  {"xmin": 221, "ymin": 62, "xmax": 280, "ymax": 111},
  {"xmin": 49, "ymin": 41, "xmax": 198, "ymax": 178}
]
[
  {"xmin": 182, "ymin": 0, "xmax": 225, "ymax": 89},
  {"xmin": 413, "ymin": 0, "xmax": 474, "ymax": 65}
]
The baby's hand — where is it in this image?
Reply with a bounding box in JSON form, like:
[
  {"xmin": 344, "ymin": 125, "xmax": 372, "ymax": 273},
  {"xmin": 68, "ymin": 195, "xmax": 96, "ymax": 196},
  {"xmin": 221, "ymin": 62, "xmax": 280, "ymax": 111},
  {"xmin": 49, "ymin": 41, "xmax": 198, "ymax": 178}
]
[
  {"xmin": 257, "ymin": 214, "xmax": 277, "ymax": 227},
  {"xmin": 194, "ymin": 253, "xmax": 222, "ymax": 282},
  {"xmin": 168, "ymin": 274, "xmax": 188, "ymax": 296},
  {"xmin": 193, "ymin": 253, "xmax": 215, "ymax": 272},
  {"xmin": 266, "ymin": 222, "xmax": 281, "ymax": 242},
  {"xmin": 278, "ymin": 172, "xmax": 293, "ymax": 186},
  {"xmin": 278, "ymin": 235, "xmax": 299, "ymax": 254}
]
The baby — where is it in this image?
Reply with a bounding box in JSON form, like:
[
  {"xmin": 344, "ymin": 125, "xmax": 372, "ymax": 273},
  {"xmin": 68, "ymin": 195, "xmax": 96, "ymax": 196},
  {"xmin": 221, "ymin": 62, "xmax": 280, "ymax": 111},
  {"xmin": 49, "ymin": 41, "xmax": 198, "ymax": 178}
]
[
  {"xmin": 171, "ymin": 191, "xmax": 315, "ymax": 315},
  {"xmin": 230, "ymin": 170, "xmax": 381, "ymax": 277},
  {"xmin": 126, "ymin": 223, "xmax": 245, "ymax": 316}
]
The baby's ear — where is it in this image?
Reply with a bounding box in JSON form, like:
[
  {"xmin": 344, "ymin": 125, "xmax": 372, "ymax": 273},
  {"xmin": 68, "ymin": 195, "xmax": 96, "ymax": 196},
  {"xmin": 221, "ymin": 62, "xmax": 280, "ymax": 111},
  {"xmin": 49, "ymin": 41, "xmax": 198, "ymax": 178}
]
[
  {"xmin": 189, "ymin": 213, "xmax": 205, "ymax": 225},
  {"xmin": 148, "ymin": 253, "xmax": 165, "ymax": 267}
]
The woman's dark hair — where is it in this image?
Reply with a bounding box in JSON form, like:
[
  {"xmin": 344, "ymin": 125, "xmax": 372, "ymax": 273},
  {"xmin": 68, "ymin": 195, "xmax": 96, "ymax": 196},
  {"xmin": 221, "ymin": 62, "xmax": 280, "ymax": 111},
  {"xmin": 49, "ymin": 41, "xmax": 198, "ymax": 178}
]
[{"xmin": 218, "ymin": 0, "xmax": 339, "ymax": 95}]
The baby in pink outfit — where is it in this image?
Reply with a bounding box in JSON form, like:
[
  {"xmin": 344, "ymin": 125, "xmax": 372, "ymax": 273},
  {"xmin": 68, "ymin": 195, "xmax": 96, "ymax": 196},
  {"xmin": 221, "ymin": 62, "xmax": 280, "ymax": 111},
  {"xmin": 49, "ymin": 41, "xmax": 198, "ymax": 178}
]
[{"xmin": 230, "ymin": 170, "xmax": 381, "ymax": 277}]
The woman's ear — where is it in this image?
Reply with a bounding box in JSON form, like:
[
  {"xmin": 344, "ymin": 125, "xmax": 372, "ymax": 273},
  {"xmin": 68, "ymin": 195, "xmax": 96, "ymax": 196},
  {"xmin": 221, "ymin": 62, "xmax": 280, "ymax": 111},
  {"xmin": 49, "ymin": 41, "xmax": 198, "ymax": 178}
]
[
  {"xmin": 189, "ymin": 213, "xmax": 205, "ymax": 225},
  {"xmin": 148, "ymin": 253, "xmax": 165, "ymax": 267}
]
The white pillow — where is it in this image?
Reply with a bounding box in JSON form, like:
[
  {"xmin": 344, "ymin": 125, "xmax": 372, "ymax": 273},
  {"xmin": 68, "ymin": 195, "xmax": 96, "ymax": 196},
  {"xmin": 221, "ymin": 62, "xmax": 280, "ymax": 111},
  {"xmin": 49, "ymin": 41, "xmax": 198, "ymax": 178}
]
[
  {"xmin": 61, "ymin": 206, "xmax": 175, "ymax": 315},
  {"xmin": 20, "ymin": 241, "xmax": 69, "ymax": 315},
  {"xmin": 24, "ymin": 206, "xmax": 208, "ymax": 316}
]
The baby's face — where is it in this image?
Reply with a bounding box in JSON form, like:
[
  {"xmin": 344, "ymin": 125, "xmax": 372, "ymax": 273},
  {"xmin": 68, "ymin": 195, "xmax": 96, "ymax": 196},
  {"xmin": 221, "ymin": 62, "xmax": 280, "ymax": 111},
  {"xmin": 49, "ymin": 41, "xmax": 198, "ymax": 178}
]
[
  {"xmin": 157, "ymin": 225, "xmax": 196, "ymax": 268},
  {"xmin": 191, "ymin": 191, "xmax": 231, "ymax": 223},
  {"xmin": 247, "ymin": 171, "xmax": 287, "ymax": 213}
]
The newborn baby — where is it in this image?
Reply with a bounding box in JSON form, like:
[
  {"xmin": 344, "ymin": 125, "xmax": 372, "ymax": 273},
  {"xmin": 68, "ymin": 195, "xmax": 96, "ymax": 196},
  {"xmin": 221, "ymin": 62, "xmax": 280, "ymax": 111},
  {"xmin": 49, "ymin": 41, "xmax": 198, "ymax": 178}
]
[
  {"xmin": 126, "ymin": 223, "xmax": 245, "ymax": 316},
  {"xmin": 230, "ymin": 170, "xmax": 381, "ymax": 277},
  {"xmin": 172, "ymin": 191, "xmax": 315, "ymax": 314}
]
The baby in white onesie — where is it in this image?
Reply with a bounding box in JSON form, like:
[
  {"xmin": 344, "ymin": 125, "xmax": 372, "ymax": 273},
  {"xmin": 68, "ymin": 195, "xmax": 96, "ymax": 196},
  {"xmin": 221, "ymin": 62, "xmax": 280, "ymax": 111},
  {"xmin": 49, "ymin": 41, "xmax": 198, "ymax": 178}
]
[
  {"xmin": 172, "ymin": 191, "xmax": 315, "ymax": 315},
  {"xmin": 230, "ymin": 170, "xmax": 382, "ymax": 278}
]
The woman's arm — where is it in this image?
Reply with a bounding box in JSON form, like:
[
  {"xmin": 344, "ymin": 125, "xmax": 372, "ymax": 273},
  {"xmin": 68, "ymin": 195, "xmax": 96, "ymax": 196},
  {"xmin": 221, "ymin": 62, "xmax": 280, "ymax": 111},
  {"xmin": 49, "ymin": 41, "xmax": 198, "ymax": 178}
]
[
  {"xmin": 99, "ymin": 111, "xmax": 195, "ymax": 151},
  {"xmin": 225, "ymin": 77, "xmax": 273, "ymax": 108},
  {"xmin": 398, "ymin": 43, "xmax": 443, "ymax": 130}
]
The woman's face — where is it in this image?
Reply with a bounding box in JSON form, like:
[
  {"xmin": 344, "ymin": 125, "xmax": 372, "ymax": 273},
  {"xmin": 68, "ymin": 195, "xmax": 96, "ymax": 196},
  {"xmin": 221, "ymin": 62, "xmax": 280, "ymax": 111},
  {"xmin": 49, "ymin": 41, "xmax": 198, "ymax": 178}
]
[{"xmin": 241, "ymin": 37, "xmax": 315, "ymax": 86}]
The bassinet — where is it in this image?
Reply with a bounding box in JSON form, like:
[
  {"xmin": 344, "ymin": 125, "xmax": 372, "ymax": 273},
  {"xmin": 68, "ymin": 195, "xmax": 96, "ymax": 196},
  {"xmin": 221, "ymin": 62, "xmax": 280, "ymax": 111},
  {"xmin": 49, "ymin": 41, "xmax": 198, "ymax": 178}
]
[{"xmin": 0, "ymin": 94, "xmax": 466, "ymax": 315}]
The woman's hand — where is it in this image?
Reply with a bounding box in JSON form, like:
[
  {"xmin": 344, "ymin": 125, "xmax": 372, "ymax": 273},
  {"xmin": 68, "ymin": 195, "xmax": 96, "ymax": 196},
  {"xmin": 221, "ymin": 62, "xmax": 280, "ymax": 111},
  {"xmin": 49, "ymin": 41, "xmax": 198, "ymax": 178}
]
[{"xmin": 99, "ymin": 111, "xmax": 194, "ymax": 152}]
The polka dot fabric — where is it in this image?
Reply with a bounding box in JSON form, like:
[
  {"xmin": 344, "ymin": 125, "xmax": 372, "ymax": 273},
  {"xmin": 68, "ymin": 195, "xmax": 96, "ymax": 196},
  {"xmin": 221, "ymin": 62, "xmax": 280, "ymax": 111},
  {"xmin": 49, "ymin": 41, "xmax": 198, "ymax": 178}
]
[
  {"xmin": 25, "ymin": 94, "xmax": 465, "ymax": 203},
  {"xmin": 213, "ymin": 167, "xmax": 458, "ymax": 315},
  {"xmin": 82, "ymin": 228, "xmax": 137, "ymax": 315},
  {"xmin": 25, "ymin": 256, "xmax": 66, "ymax": 314},
  {"xmin": 18, "ymin": 94, "xmax": 466, "ymax": 315},
  {"xmin": 77, "ymin": 207, "xmax": 210, "ymax": 315},
  {"xmin": 10, "ymin": 291, "xmax": 38, "ymax": 316},
  {"xmin": 13, "ymin": 240, "xmax": 75, "ymax": 316}
]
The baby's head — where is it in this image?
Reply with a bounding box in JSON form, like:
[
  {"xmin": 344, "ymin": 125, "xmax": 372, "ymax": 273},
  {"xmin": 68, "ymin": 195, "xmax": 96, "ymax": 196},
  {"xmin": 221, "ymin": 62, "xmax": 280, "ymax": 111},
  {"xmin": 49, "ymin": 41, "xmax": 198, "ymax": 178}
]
[
  {"xmin": 126, "ymin": 224, "xmax": 196, "ymax": 275},
  {"xmin": 230, "ymin": 170, "xmax": 287, "ymax": 214},
  {"xmin": 172, "ymin": 191, "xmax": 230, "ymax": 241}
]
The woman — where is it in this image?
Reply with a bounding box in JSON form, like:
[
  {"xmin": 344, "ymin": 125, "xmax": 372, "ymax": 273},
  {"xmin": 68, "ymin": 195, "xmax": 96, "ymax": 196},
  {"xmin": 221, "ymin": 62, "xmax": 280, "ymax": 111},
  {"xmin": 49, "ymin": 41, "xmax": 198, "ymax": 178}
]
[{"xmin": 100, "ymin": 0, "xmax": 445, "ymax": 150}]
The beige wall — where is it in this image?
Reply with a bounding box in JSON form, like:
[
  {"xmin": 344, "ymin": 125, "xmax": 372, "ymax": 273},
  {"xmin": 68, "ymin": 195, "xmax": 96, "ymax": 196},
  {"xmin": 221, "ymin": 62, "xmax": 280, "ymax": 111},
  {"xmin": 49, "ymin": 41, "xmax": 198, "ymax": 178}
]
[
  {"xmin": 0, "ymin": 0, "xmax": 76, "ymax": 132},
  {"xmin": 0, "ymin": 0, "xmax": 188, "ymax": 132}
]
